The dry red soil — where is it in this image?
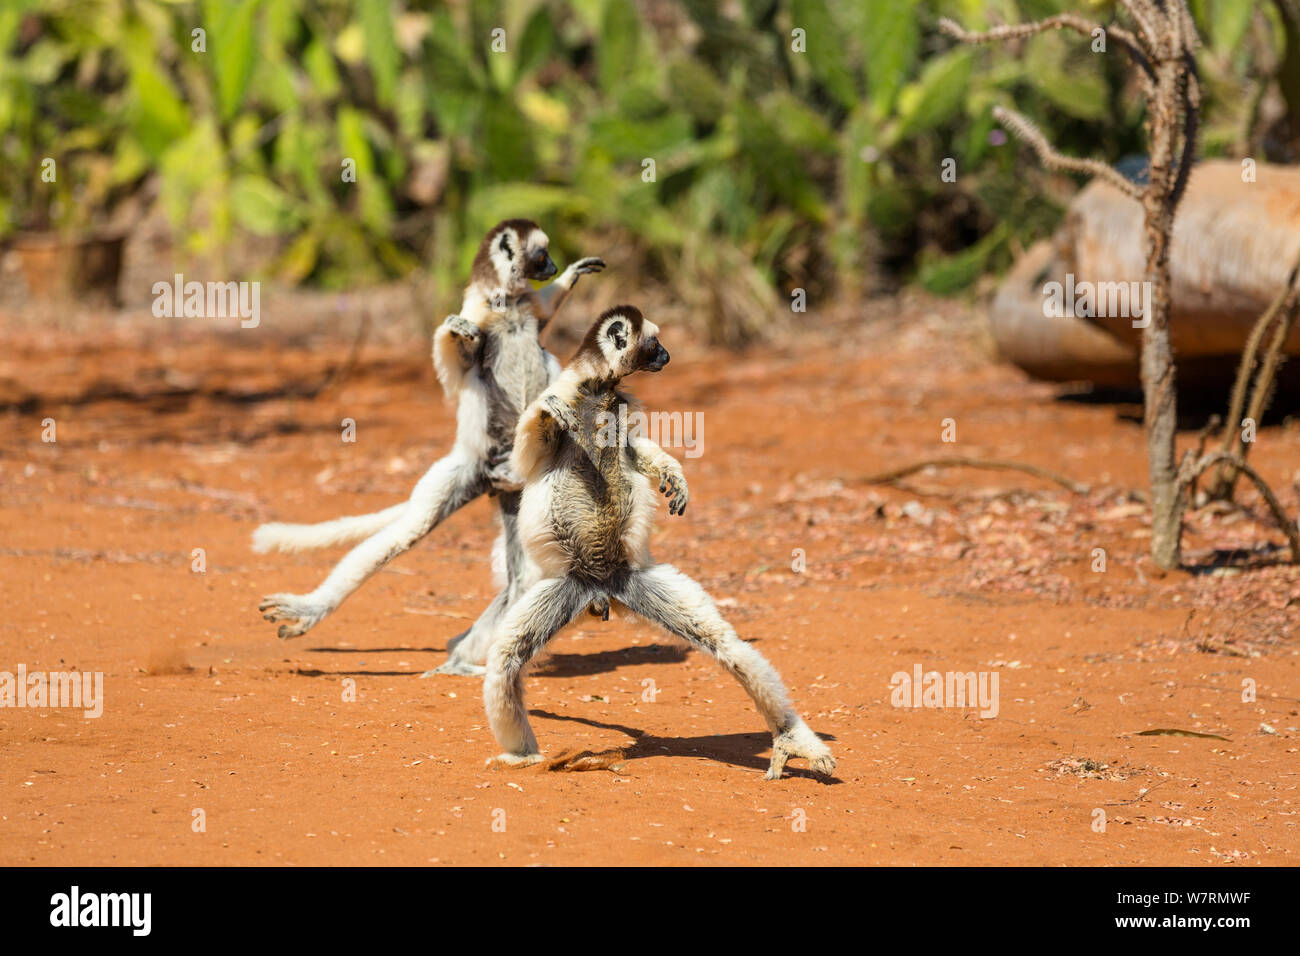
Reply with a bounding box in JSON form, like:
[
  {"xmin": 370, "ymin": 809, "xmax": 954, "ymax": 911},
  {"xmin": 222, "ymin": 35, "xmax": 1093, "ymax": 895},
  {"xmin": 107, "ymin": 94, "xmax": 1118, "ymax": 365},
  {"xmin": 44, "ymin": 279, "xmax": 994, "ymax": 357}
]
[{"xmin": 1, "ymin": 298, "xmax": 1297, "ymax": 865}]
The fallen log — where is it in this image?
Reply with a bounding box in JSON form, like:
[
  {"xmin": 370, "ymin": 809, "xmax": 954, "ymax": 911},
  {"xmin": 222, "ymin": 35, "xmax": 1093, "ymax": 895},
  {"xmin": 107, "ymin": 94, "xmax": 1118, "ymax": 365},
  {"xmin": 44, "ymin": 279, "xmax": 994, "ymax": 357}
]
[{"xmin": 989, "ymin": 160, "xmax": 1300, "ymax": 387}]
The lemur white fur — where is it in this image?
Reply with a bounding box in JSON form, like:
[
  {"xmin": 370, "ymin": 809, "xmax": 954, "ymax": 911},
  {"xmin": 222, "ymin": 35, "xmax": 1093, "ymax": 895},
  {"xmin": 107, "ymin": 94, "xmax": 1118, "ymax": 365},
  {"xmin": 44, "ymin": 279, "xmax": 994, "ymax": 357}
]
[
  {"xmin": 483, "ymin": 306, "xmax": 836, "ymax": 780},
  {"xmin": 253, "ymin": 219, "xmax": 605, "ymax": 675}
]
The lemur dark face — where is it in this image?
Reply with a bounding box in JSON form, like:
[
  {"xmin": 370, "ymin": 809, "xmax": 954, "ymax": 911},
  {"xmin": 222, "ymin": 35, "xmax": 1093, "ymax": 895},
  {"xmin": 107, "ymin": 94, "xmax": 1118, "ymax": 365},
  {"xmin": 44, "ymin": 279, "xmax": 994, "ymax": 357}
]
[
  {"xmin": 524, "ymin": 242, "xmax": 557, "ymax": 281},
  {"xmin": 639, "ymin": 331, "xmax": 670, "ymax": 372}
]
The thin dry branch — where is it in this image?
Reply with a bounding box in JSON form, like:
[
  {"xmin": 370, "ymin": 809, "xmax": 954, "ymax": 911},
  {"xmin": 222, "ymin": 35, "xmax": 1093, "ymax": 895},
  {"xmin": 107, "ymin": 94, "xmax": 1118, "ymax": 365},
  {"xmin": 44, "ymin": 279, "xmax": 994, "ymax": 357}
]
[
  {"xmin": 1210, "ymin": 261, "xmax": 1300, "ymax": 499},
  {"xmin": 1186, "ymin": 414, "xmax": 1222, "ymax": 502},
  {"xmin": 857, "ymin": 457, "xmax": 1089, "ymax": 494},
  {"xmin": 1170, "ymin": 64, "xmax": 1201, "ymax": 209},
  {"xmin": 992, "ymin": 106, "xmax": 1143, "ymax": 199},
  {"xmin": 1119, "ymin": 0, "xmax": 1169, "ymax": 60},
  {"xmin": 1180, "ymin": 451, "xmax": 1300, "ymax": 561},
  {"xmin": 937, "ymin": 14, "xmax": 1154, "ymax": 77}
]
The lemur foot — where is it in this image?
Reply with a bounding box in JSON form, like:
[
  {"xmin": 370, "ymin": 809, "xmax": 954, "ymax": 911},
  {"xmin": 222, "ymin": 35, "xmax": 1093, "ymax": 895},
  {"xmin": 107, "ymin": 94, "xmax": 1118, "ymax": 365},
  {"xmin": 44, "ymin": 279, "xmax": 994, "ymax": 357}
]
[
  {"xmin": 765, "ymin": 722, "xmax": 836, "ymax": 780},
  {"xmin": 543, "ymin": 395, "xmax": 579, "ymax": 433},
  {"xmin": 489, "ymin": 751, "xmax": 544, "ymax": 768},
  {"xmin": 422, "ymin": 659, "xmax": 486, "ymax": 677},
  {"xmin": 258, "ymin": 593, "xmax": 330, "ymax": 639},
  {"xmin": 659, "ymin": 473, "xmax": 689, "ymax": 515}
]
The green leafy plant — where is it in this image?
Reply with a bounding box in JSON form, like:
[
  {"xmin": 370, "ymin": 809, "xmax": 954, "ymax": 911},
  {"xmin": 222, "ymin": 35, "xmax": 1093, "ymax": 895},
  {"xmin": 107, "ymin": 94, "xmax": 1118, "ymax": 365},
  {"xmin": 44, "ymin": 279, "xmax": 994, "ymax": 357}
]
[{"xmin": 0, "ymin": 0, "xmax": 1286, "ymax": 337}]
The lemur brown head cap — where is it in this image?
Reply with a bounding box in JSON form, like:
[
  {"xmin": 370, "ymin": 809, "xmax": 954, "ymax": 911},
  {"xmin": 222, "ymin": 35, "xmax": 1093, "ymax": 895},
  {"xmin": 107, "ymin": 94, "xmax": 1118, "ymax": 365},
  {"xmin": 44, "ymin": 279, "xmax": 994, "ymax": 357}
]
[
  {"xmin": 575, "ymin": 305, "xmax": 646, "ymax": 363},
  {"xmin": 471, "ymin": 218, "xmax": 542, "ymax": 286}
]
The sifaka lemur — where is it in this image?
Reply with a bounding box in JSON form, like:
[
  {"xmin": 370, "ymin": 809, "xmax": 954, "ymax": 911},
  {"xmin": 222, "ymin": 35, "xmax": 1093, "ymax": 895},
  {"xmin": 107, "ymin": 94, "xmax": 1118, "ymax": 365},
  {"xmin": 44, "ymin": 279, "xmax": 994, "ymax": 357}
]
[
  {"xmin": 482, "ymin": 306, "xmax": 836, "ymax": 780},
  {"xmin": 253, "ymin": 219, "xmax": 604, "ymax": 675}
]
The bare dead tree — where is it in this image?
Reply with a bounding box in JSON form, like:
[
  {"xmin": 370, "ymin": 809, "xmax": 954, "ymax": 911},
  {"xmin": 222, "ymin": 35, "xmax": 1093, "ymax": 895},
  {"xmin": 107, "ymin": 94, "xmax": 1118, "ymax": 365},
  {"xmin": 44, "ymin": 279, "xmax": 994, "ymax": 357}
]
[{"xmin": 941, "ymin": 1, "xmax": 1201, "ymax": 569}]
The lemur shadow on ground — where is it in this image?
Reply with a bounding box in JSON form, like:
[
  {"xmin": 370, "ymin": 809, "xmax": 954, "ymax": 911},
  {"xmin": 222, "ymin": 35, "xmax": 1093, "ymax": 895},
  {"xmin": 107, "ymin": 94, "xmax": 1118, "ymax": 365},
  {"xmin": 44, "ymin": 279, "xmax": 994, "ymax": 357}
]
[
  {"xmin": 306, "ymin": 646, "xmax": 444, "ymax": 654},
  {"xmin": 290, "ymin": 667, "xmax": 416, "ymax": 677},
  {"xmin": 290, "ymin": 641, "xmax": 688, "ymax": 679},
  {"xmin": 531, "ymin": 709, "xmax": 842, "ymax": 783},
  {"xmin": 1182, "ymin": 543, "xmax": 1291, "ymax": 574},
  {"xmin": 531, "ymin": 642, "xmax": 689, "ymax": 677}
]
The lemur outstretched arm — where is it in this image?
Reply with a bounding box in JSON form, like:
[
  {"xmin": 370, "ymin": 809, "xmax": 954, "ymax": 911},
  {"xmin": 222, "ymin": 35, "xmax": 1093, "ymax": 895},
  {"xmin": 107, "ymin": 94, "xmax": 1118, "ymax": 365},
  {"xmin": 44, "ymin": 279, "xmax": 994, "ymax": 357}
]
[
  {"xmin": 525, "ymin": 257, "xmax": 605, "ymax": 325},
  {"xmin": 629, "ymin": 434, "xmax": 689, "ymax": 515}
]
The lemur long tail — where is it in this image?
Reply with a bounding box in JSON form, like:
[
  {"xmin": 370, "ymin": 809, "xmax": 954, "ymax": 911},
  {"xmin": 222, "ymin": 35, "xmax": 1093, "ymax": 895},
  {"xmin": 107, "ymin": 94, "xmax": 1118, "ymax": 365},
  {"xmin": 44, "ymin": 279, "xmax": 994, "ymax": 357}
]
[{"xmin": 251, "ymin": 503, "xmax": 408, "ymax": 554}]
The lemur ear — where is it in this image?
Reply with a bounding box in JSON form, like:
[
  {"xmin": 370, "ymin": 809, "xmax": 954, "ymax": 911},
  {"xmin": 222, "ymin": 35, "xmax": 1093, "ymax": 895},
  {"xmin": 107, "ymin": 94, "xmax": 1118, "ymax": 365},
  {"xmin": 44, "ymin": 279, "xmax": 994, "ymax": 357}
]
[
  {"xmin": 605, "ymin": 320, "xmax": 627, "ymax": 350},
  {"xmin": 498, "ymin": 233, "xmax": 513, "ymax": 258}
]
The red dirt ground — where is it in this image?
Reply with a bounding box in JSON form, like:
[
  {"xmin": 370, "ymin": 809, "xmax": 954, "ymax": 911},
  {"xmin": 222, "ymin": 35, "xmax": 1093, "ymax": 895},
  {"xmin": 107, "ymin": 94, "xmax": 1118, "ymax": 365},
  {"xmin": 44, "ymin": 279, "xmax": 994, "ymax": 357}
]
[{"xmin": 1, "ymin": 296, "xmax": 1297, "ymax": 865}]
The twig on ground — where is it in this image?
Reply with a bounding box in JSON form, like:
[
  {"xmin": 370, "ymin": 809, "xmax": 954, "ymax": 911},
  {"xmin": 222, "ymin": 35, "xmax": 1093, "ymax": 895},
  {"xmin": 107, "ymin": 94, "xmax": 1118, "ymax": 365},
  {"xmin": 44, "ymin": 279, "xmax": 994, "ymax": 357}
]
[
  {"xmin": 1103, "ymin": 779, "xmax": 1171, "ymax": 807},
  {"xmin": 857, "ymin": 457, "xmax": 1089, "ymax": 494},
  {"xmin": 1178, "ymin": 451, "xmax": 1300, "ymax": 561}
]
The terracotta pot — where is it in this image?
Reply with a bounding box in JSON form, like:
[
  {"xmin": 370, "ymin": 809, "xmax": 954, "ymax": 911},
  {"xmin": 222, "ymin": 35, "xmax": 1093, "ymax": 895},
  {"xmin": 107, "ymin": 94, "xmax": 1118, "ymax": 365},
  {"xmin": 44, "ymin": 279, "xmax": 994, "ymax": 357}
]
[{"xmin": 10, "ymin": 230, "xmax": 124, "ymax": 305}]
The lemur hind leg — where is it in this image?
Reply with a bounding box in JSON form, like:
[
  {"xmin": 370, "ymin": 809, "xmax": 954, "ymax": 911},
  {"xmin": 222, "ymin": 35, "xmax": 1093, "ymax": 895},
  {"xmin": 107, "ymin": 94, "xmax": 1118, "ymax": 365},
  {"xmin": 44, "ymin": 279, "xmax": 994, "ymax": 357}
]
[
  {"xmin": 425, "ymin": 491, "xmax": 534, "ymax": 677},
  {"xmin": 260, "ymin": 451, "xmax": 489, "ymax": 639},
  {"xmin": 613, "ymin": 563, "xmax": 836, "ymax": 780},
  {"xmin": 483, "ymin": 575, "xmax": 596, "ymax": 765}
]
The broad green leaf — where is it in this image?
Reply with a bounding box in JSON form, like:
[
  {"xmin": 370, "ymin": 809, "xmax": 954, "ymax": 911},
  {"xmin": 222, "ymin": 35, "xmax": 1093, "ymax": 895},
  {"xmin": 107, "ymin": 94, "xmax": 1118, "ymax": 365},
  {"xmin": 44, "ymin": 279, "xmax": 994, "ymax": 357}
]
[
  {"xmin": 862, "ymin": 0, "xmax": 918, "ymax": 113},
  {"xmin": 890, "ymin": 49, "xmax": 973, "ymax": 144},
  {"xmin": 588, "ymin": 111, "xmax": 692, "ymax": 163},
  {"xmin": 359, "ymin": 0, "xmax": 400, "ymax": 107},
  {"xmin": 127, "ymin": 62, "xmax": 190, "ymax": 158},
  {"xmin": 213, "ymin": 0, "xmax": 258, "ymax": 121},
  {"xmin": 514, "ymin": 6, "xmax": 555, "ymax": 82},
  {"xmin": 303, "ymin": 38, "xmax": 341, "ymax": 98},
  {"xmin": 598, "ymin": 0, "xmax": 639, "ymax": 93},
  {"xmin": 337, "ymin": 106, "xmax": 391, "ymax": 230},
  {"xmin": 519, "ymin": 89, "xmax": 571, "ymax": 134},
  {"xmin": 20, "ymin": 41, "xmax": 65, "ymax": 85},
  {"xmin": 157, "ymin": 121, "xmax": 227, "ymax": 250},
  {"xmin": 335, "ymin": 23, "xmax": 365, "ymax": 65},
  {"xmin": 467, "ymin": 183, "xmax": 579, "ymax": 236},
  {"xmin": 426, "ymin": 11, "xmax": 482, "ymax": 94},
  {"xmin": 790, "ymin": 0, "xmax": 856, "ymax": 108},
  {"xmin": 1207, "ymin": 0, "xmax": 1253, "ymax": 59},
  {"xmin": 1026, "ymin": 33, "xmax": 1107, "ymax": 121},
  {"xmin": 230, "ymin": 174, "xmax": 300, "ymax": 235},
  {"xmin": 668, "ymin": 57, "xmax": 727, "ymax": 126},
  {"xmin": 761, "ymin": 91, "xmax": 837, "ymax": 154},
  {"xmin": 917, "ymin": 223, "xmax": 1009, "ymax": 295},
  {"xmin": 736, "ymin": 104, "xmax": 826, "ymax": 223},
  {"xmin": 277, "ymin": 230, "xmax": 319, "ymax": 283}
]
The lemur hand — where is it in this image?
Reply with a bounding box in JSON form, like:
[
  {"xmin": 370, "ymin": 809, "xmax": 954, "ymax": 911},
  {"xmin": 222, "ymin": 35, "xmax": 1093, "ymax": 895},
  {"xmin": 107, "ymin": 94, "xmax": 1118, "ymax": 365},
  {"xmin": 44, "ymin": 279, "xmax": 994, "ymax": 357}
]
[
  {"xmin": 487, "ymin": 459, "xmax": 526, "ymax": 493},
  {"xmin": 444, "ymin": 314, "xmax": 482, "ymax": 345},
  {"xmin": 569, "ymin": 256, "xmax": 606, "ymax": 277},
  {"xmin": 542, "ymin": 395, "xmax": 580, "ymax": 434},
  {"xmin": 659, "ymin": 471, "xmax": 689, "ymax": 515}
]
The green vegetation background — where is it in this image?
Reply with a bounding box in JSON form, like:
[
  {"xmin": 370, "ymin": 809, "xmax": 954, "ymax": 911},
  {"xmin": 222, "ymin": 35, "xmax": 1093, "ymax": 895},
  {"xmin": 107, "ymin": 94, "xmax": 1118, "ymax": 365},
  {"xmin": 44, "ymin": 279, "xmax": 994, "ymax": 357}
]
[{"xmin": 0, "ymin": 0, "xmax": 1281, "ymax": 339}]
